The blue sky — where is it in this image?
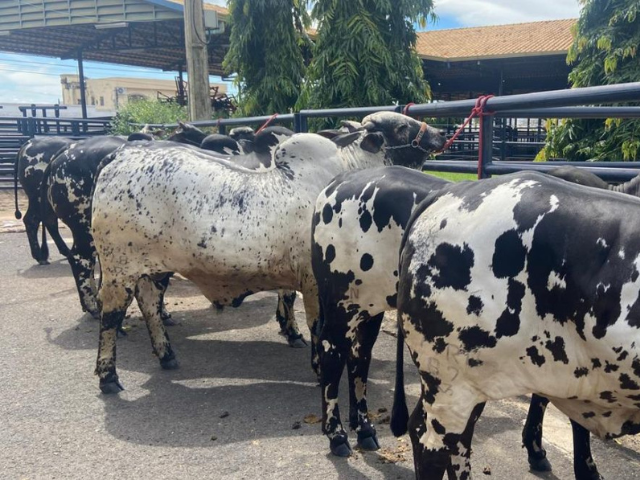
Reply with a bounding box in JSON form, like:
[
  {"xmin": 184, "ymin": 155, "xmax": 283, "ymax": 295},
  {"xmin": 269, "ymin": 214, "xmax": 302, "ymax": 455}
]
[{"xmin": 0, "ymin": 0, "xmax": 581, "ymax": 105}]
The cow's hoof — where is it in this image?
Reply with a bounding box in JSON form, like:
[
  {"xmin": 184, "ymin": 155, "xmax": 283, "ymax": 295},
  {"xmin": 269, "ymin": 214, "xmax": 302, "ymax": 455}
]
[
  {"xmin": 162, "ymin": 315, "xmax": 177, "ymax": 326},
  {"xmin": 330, "ymin": 435, "xmax": 352, "ymax": 457},
  {"xmin": 100, "ymin": 377, "xmax": 124, "ymax": 394},
  {"xmin": 38, "ymin": 259, "xmax": 50, "ymax": 266},
  {"xmin": 160, "ymin": 356, "xmax": 179, "ymax": 370},
  {"xmin": 528, "ymin": 453, "xmax": 552, "ymax": 472},
  {"xmin": 357, "ymin": 430, "xmax": 380, "ymax": 451},
  {"xmin": 288, "ymin": 335, "xmax": 308, "ymax": 348}
]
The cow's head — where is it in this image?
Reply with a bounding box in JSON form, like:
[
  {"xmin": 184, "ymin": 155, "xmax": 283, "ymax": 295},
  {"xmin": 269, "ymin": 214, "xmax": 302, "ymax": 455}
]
[
  {"xmin": 229, "ymin": 126, "xmax": 256, "ymax": 143},
  {"xmin": 360, "ymin": 112, "xmax": 446, "ymax": 169},
  {"xmin": 168, "ymin": 121, "xmax": 208, "ymax": 147}
]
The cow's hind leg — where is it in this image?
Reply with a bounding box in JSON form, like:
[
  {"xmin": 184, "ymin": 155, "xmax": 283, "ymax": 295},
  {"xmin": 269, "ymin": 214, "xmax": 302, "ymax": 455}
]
[
  {"xmin": 347, "ymin": 312, "xmax": 383, "ymax": 451},
  {"xmin": 411, "ymin": 381, "xmax": 485, "ymax": 480},
  {"xmin": 136, "ymin": 276, "xmax": 178, "ymax": 370},
  {"xmin": 275, "ymin": 290, "xmax": 307, "ymax": 348},
  {"xmin": 319, "ymin": 306, "xmax": 351, "ymax": 456},
  {"xmin": 301, "ymin": 282, "xmax": 321, "ymax": 377},
  {"xmin": 96, "ymin": 279, "xmax": 135, "ymax": 393},
  {"xmin": 155, "ymin": 273, "xmax": 176, "ymax": 326},
  {"xmin": 571, "ymin": 419, "xmax": 602, "ymax": 480},
  {"xmin": 522, "ymin": 394, "xmax": 553, "ymax": 471}
]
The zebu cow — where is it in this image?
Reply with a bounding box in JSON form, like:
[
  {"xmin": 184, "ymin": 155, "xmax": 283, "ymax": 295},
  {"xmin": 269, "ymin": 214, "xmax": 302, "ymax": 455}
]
[
  {"xmin": 14, "ymin": 137, "xmax": 75, "ymax": 264},
  {"xmin": 313, "ymin": 167, "xmax": 604, "ymax": 475},
  {"xmin": 394, "ymin": 171, "xmax": 640, "ymax": 480},
  {"xmin": 90, "ymin": 112, "xmax": 446, "ymax": 393}
]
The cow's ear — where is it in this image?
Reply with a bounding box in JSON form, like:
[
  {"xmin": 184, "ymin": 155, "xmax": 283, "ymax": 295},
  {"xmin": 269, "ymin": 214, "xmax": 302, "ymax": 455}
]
[
  {"xmin": 332, "ymin": 132, "xmax": 361, "ymax": 148},
  {"xmin": 317, "ymin": 129, "xmax": 341, "ymax": 140},
  {"xmin": 360, "ymin": 132, "xmax": 385, "ymax": 153},
  {"xmin": 340, "ymin": 120, "xmax": 363, "ymax": 132}
]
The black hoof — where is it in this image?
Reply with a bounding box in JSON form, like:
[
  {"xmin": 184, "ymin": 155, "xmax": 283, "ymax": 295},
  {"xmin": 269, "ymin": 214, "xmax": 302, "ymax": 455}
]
[
  {"xmin": 160, "ymin": 356, "xmax": 179, "ymax": 370},
  {"xmin": 162, "ymin": 315, "xmax": 177, "ymax": 326},
  {"xmin": 575, "ymin": 469, "xmax": 603, "ymax": 480},
  {"xmin": 100, "ymin": 377, "xmax": 124, "ymax": 394},
  {"xmin": 38, "ymin": 259, "xmax": 50, "ymax": 266},
  {"xmin": 330, "ymin": 436, "xmax": 353, "ymax": 457},
  {"xmin": 528, "ymin": 453, "xmax": 552, "ymax": 472},
  {"xmin": 357, "ymin": 430, "xmax": 381, "ymax": 451},
  {"xmin": 288, "ymin": 336, "xmax": 308, "ymax": 348}
]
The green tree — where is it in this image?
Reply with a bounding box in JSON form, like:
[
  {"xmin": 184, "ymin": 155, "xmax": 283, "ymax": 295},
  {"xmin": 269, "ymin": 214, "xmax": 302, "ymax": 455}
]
[
  {"xmin": 542, "ymin": 0, "xmax": 640, "ymax": 161},
  {"xmin": 109, "ymin": 99, "xmax": 187, "ymax": 135},
  {"xmin": 223, "ymin": 0, "xmax": 310, "ymax": 116},
  {"xmin": 299, "ymin": 0, "xmax": 435, "ymax": 113}
]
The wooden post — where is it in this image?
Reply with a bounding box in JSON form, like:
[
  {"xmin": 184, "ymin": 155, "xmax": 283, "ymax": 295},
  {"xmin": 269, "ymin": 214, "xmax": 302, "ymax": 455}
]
[{"xmin": 183, "ymin": 0, "xmax": 211, "ymax": 121}]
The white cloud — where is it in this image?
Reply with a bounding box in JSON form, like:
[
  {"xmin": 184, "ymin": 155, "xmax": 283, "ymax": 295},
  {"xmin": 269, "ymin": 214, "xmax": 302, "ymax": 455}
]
[
  {"xmin": 435, "ymin": 0, "xmax": 581, "ymax": 27},
  {"xmin": 0, "ymin": 64, "xmax": 62, "ymax": 103}
]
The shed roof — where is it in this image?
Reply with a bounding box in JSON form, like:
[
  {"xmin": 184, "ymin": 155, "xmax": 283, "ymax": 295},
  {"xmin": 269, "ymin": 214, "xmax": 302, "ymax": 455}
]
[
  {"xmin": 0, "ymin": 0, "xmax": 230, "ymax": 75},
  {"xmin": 416, "ymin": 19, "xmax": 577, "ymax": 61}
]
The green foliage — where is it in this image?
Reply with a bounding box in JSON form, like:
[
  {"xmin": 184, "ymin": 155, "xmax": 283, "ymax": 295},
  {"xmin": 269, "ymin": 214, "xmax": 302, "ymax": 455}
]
[
  {"xmin": 299, "ymin": 0, "xmax": 435, "ymax": 117},
  {"xmin": 109, "ymin": 99, "xmax": 187, "ymax": 135},
  {"xmin": 224, "ymin": 0, "xmax": 310, "ymax": 116},
  {"xmin": 543, "ymin": 0, "xmax": 640, "ymax": 161}
]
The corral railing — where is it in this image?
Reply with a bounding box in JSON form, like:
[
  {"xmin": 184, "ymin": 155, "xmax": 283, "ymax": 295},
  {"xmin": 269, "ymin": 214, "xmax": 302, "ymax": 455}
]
[
  {"xmin": 0, "ymin": 116, "xmax": 111, "ymax": 190},
  {"xmin": 157, "ymin": 82, "xmax": 640, "ymax": 182}
]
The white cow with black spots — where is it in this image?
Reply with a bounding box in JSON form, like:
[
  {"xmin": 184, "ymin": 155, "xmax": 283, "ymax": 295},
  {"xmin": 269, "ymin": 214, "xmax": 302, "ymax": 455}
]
[
  {"xmin": 394, "ymin": 171, "xmax": 640, "ymax": 479},
  {"xmin": 90, "ymin": 112, "xmax": 446, "ymax": 393}
]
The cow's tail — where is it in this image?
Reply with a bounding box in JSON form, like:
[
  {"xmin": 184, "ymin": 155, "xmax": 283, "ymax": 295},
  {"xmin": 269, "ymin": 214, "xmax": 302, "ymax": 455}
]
[
  {"xmin": 14, "ymin": 147, "xmax": 23, "ymax": 219},
  {"xmin": 38, "ymin": 161, "xmax": 55, "ymax": 259},
  {"xmin": 390, "ymin": 316, "xmax": 409, "ymax": 436}
]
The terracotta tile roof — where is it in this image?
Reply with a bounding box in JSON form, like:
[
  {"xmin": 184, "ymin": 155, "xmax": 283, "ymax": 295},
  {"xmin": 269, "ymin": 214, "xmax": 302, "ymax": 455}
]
[{"xmin": 416, "ymin": 19, "xmax": 576, "ymax": 61}]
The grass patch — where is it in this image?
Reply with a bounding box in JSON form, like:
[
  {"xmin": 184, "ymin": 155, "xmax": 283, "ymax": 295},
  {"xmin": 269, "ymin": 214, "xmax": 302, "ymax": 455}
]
[{"xmin": 426, "ymin": 171, "xmax": 477, "ymax": 182}]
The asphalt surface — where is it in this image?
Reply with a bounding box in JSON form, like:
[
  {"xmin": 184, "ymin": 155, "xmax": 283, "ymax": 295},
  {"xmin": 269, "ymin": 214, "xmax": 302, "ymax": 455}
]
[{"xmin": 2, "ymin": 229, "xmax": 640, "ymax": 479}]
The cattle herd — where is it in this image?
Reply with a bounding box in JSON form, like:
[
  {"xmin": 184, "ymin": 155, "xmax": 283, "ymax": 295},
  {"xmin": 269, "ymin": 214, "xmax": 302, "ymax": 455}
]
[{"xmin": 12, "ymin": 113, "xmax": 640, "ymax": 479}]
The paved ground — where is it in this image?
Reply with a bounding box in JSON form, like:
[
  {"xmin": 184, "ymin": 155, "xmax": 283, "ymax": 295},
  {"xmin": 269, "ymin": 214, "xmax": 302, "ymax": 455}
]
[{"xmin": 2, "ymin": 228, "xmax": 640, "ymax": 479}]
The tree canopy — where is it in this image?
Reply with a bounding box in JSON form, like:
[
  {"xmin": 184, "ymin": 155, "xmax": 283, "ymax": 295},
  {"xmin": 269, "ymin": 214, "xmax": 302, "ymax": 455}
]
[
  {"xmin": 223, "ymin": 0, "xmax": 310, "ymax": 116},
  {"xmin": 543, "ymin": 0, "xmax": 640, "ymax": 161},
  {"xmin": 299, "ymin": 0, "xmax": 435, "ymax": 112}
]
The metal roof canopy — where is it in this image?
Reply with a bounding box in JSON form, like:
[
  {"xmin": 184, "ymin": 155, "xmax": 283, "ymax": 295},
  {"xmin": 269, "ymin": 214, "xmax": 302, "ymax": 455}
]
[{"xmin": 0, "ymin": 0, "xmax": 230, "ymax": 114}]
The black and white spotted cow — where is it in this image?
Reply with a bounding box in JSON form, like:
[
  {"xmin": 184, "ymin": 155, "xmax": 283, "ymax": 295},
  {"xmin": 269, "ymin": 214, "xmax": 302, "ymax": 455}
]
[
  {"xmin": 394, "ymin": 171, "xmax": 640, "ymax": 480},
  {"xmin": 89, "ymin": 112, "xmax": 446, "ymax": 393},
  {"xmin": 41, "ymin": 136, "xmax": 129, "ymax": 317},
  {"xmin": 312, "ymin": 167, "xmax": 598, "ymax": 475},
  {"xmin": 14, "ymin": 136, "xmax": 75, "ymax": 264}
]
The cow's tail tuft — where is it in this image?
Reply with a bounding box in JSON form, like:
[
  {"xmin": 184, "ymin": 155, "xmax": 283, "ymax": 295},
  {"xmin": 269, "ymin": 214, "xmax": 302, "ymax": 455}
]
[
  {"xmin": 390, "ymin": 316, "xmax": 409, "ymax": 437},
  {"xmin": 14, "ymin": 146, "xmax": 23, "ymax": 219}
]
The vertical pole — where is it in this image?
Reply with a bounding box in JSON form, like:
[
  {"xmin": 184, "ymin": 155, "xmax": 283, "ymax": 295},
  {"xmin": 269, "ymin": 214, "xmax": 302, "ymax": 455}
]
[
  {"xmin": 184, "ymin": 0, "xmax": 212, "ymax": 121},
  {"xmin": 77, "ymin": 49, "xmax": 88, "ymax": 120},
  {"xmin": 478, "ymin": 115, "xmax": 493, "ymax": 179},
  {"xmin": 178, "ymin": 64, "xmax": 185, "ymax": 106}
]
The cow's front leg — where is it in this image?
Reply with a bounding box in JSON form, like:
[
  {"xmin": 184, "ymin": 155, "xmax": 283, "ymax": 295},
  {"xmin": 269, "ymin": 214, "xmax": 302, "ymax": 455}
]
[
  {"xmin": 154, "ymin": 273, "xmax": 176, "ymax": 326},
  {"xmin": 347, "ymin": 312, "xmax": 383, "ymax": 452},
  {"xmin": 67, "ymin": 236, "xmax": 100, "ymax": 318},
  {"xmin": 522, "ymin": 394, "xmax": 553, "ymax": 471},
  {"xmin": 96, "ymin": 279, "xmax": 135, "ymax": 393},
  {"xmin": 23, "ymin": 199, "xmax": 45, "ymax": 264},
  {"xmin": 571, "ymin": 419, "xmax": 602, "ymax": 480},
  {"xmin": 135, "ymin": 276, "xmax": 178, "ymax": 370},
  {"xmin": 275, "ymin": 290, "xmax": 307, "ymax": 348},
  {"xmin": 301, "ymin": 283, "xmax": 321, "ymax": 378}
]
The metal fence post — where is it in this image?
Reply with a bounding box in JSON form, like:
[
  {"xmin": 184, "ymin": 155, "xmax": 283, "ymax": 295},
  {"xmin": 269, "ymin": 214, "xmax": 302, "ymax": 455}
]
[
  {"xmin": 299, "ymin": 114, "xmax": 308, "ymax": 133},
  {"xmin": 479, "ymin": 115, "xmax": 493, "ymax": 179},
  {"xmin": 293, "ymin": 113, "xmax": 301, "ymax": 133},
  {"xmin": 219, "ymin": 124, "xmax": 226, "ymax": 135}
]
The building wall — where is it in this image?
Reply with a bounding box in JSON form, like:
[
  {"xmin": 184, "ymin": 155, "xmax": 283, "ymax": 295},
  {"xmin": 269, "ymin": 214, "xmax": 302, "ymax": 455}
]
[{"xmin": 60, "ymin": 75, "xmax": 227, "ymax": 111}]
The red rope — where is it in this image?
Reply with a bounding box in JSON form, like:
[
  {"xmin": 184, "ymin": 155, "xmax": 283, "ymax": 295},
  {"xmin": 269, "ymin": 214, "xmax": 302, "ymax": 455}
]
[
  {"xmin": 256, "ymin": 113, "xmax": 279, "ymax": 134},
  {"xmin": 402, "ymin": 103, "xmax": 415, "ymax": 117},
  {"xmin": 436, "ymin": 95, "xmax": 495, "ymax": 179}
]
